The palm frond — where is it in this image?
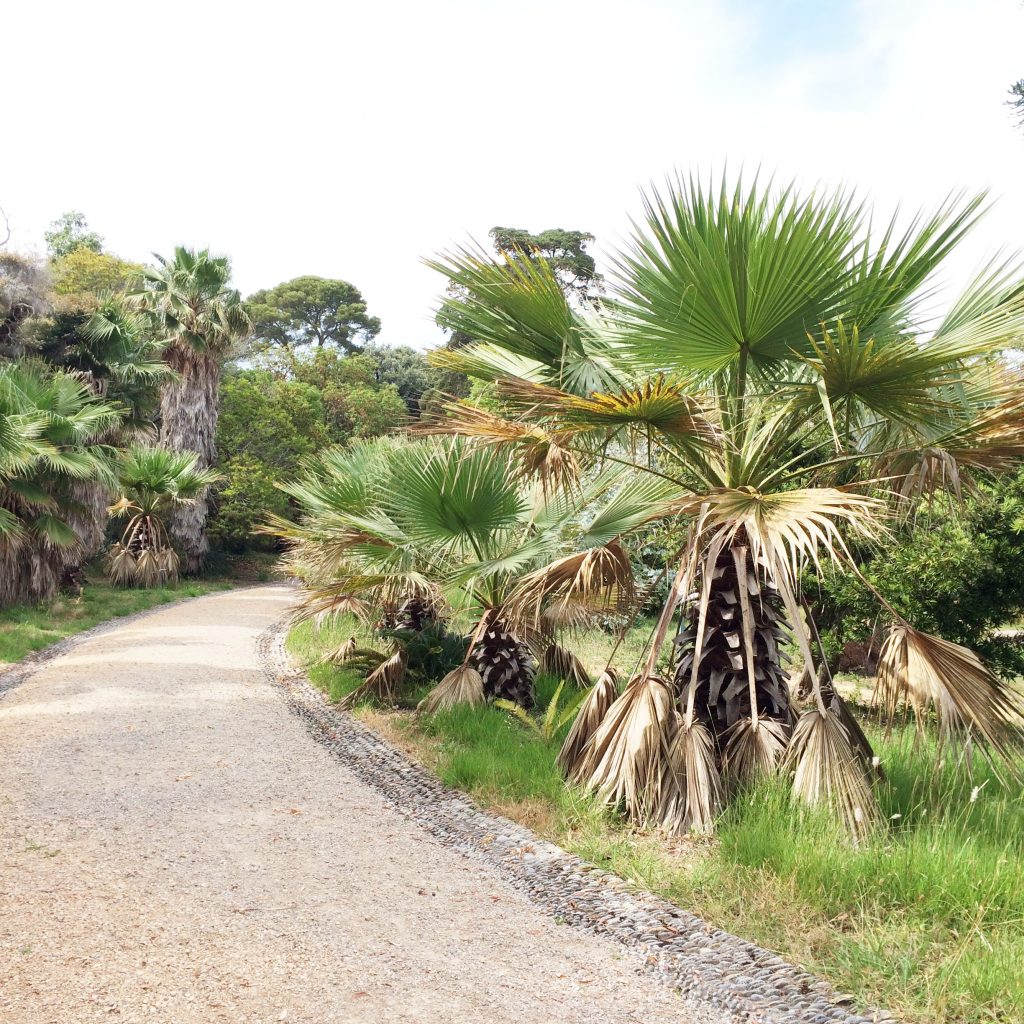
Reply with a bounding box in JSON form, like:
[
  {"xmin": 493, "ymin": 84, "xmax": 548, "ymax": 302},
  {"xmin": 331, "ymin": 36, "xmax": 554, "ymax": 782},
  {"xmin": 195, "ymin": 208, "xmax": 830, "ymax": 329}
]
[
  {"xmin": 498, "ymin": 375, "xmax": 716, "ymax": 449},
  {"xmin": 723, "ymin": 717, "xmax": 790, "ymax": 783},
  {"xmin": 611, "ymin": 172, "xmax": 863, "ymax": 375},
  {"xmin": 575, "ymin": 674, "xmax": 677, "ymax": 827},
  {"xmin": 417, "ymin": 402, "xmax": 580, "ymax": 493},
  {"xmin": 506, "ymin": 541, "xmax": 635, "ymax": 630},
  {"xmin": 658, "ymin": 719, "xmax": 724, "ymax": 835},
  {"xmin": 539, "ymin": 643, "xmax": 591, "ymax": 688},
  {"xmin": 417, "ymin": 663, "xmax": 486, "ymax": 714},
  {"xmin": 783, "ymin": 706, "xmax": 879, "ymax": 841},
  {"xmin": 557, "ymin": 668, "xmax": 619, "ymax": 778},
  {"xmin": 426, "ymin": 244, "xmax": 618, "ymax": 395},
  {"xmin": 324, "ymin": 636, "xmax": 358, "ymax": 665},
  {"xmin": 876, "ymin": 624, "xmax": 1024, "ymax": 768},
  {"xmin": 338, "ymin": 648, "xmax": 408, "ymax": 710},
  {"xmin": 681, "ymin": 486, "xmax": 885, "ymax": 590}
]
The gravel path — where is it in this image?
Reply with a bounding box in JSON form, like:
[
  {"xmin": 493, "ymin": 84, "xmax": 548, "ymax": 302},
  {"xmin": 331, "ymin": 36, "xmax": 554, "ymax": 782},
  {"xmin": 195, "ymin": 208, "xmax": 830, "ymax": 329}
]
[{"xmin": 0, "ymin": 585, "xmax": 710, "ymax": 1024}]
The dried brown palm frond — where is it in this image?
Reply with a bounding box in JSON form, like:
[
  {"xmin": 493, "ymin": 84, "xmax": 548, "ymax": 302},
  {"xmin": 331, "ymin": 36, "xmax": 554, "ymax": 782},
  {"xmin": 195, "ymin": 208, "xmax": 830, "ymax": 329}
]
[
  {"xmin": 136, "ymin": 548, "xmax": 162, "ymax": 587},
  {"xmin": 539, "ymin": 643, "xmax": 591, "ymax": 688},
  {"xmin": 876, "ymin": 624, "xmax": 1024, "ymax": 767},
  {"xmin": 417, "ymin": 664, "xmax": 486, "ymax": 715},
  {"xmin": 538, "ymin": 597, "xmax": 608, "ymax": 633},
  {"xmin": 338, "ymin": 648, "xmax": 408, "ymax": 710},
  {"xmin": 676, "ymin": 487, "xmax": 885, "ymax": 591},
  {"xmin": 415, "ymin": 401, "xmax": 580, "ymax": 493},
  {"xmin": 105, "ymin": 540, "xmax": 179, "ymax": 588},
  {"xmin": 106, "ymin": 543, "xmax": 136, "ymax": 587},
  {"xmin": 723, "ymin": 717, "xmax": 790, "ymax": 783},
  {"xmin": 556, "ymin": 668, "xmax": 619, "ymax": 778},
  {"xmin": 783, "ymin": 705, "xmax": 879, "ymax": 841},
  {"xmin": 506, "ymin": 541, "xmax": 635, "ymax": 630},
  {"xmin": 875, "ymin": 385, "xmax": 1024, "ymax": 505},
  {"xmin": 158, "ymin": 546, "xmax": 180, "ymax": 581},
  {"xmin": 576, "ymin": 673, "xmax": 676, "ymax": 827},
  {"xmin": 291, "ymin": 588, "xmax": 371, "ymax": 629},
  {"xmin": 658, "ymin": 718, "xmax": 724, "ymax": 835},
  {"xmin": 324, "ymin": 636, "xmax": 358, "ymax": 665}
]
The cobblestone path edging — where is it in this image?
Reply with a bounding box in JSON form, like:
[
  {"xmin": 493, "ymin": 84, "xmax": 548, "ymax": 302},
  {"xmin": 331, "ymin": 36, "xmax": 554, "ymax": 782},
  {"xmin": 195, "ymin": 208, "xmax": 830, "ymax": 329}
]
[{"xmin": 259, "ymin": 621, "xmax": 897, "ymax": 1024}]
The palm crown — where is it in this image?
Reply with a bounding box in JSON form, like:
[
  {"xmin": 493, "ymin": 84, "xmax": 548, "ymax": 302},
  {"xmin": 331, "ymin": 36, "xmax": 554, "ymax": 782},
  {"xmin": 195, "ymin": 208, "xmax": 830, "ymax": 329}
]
[
  {"xmin": 106, "ymin": 445, "xmax": 220, "ymax": 588},
  {"xmin": 0, "ymin": 361, "xmax": 121, "ymax": 605},
  {"xmin": 133, "ymin": 247, "xmax": 251, "ymax": 365}
]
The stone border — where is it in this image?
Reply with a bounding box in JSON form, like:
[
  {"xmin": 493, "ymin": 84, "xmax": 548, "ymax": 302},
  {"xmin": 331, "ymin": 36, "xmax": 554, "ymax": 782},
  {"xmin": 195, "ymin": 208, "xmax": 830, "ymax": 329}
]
[
  {"xmin": 0, "ymin": 586, "xmax": 241, "ymax": 701},
  {"xmin": 259, "ymin": 621, "xmax": 896, "ymax": 1024}
]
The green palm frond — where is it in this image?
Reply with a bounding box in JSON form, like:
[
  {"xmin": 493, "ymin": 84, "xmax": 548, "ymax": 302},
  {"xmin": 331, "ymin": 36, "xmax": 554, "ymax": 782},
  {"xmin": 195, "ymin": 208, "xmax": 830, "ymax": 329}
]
[
  {"xmin": 426, "ymin": 245, "xmax": 619, "ymax": 395},
  {"xmin": 839, "ymin": 191, "xmax": 989, "ymax": 337},
  {"xmin": 383, "ymin": 439, "xmax": 526, "ymax": 554},
  {"xmin": 611, "ymin": 172, "xmax": 863, "ymax": 375}
]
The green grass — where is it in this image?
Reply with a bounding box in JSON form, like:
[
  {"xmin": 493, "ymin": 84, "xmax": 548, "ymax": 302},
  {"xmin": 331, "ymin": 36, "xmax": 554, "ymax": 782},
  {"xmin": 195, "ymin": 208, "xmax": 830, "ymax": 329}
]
[
  {"xmin": 287, "ymin": 617, "xmax": 1024, "ymax": 1024},
  {"xmin": 0, "ymin": 570, "xmax": 235, "ymax": 665}
]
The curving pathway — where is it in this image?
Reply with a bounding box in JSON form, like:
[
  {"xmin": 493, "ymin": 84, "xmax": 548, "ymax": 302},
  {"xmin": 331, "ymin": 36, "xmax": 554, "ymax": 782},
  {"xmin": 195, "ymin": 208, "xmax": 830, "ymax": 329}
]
[{"xmin": 0, "ymin": 586, "xmax": 708, "ymax": 1024}]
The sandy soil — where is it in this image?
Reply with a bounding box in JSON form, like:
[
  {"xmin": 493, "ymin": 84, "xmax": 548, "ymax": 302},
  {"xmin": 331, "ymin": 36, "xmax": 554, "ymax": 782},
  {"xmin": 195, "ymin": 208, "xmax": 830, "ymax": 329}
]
[{"xmin": 0, "ymin": 586, "xmax": 705, "ymax": 1024}]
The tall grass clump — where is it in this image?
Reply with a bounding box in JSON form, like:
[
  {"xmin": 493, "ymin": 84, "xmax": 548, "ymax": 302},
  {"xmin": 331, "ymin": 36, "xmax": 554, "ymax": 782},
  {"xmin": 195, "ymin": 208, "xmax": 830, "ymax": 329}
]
[{"xmin": 690, "ymin": 723, "xmax": 1024, "ymax": 1023}]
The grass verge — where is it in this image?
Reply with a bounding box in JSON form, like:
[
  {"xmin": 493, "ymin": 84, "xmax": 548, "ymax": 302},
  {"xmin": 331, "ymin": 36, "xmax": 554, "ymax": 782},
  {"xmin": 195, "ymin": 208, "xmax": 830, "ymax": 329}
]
[{"xmin": 287, "ymin": 617, "xmax": 1024, "ymax": 1024}]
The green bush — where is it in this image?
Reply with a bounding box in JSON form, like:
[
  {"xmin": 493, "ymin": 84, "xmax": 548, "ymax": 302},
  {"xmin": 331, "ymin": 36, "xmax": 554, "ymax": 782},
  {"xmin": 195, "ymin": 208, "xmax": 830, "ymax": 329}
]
[
  {"xmin": 809, "ymin": 477, "xmax": 1024, "ymax": 675},
  {"xmin": 211, "ymin": 369, "xmax": 329, "ymax": 550}
]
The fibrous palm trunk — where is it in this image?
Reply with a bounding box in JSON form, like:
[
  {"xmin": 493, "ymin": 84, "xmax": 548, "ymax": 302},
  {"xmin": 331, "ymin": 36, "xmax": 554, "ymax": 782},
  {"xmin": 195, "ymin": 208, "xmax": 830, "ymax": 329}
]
[
  {"xmin": 395, "ymin": 594, "xmax": 435, "ymax": 633},
  {"xmin": 673, "ymin": 544, "xmax": 792, "ymax": 750},
  {"xmin": 471, "ymin": 616, "xmax": 536, "ymax": 709},
  {"xmin": 159, "ymin": 350, "xmax": 219, "ymax": 575}
]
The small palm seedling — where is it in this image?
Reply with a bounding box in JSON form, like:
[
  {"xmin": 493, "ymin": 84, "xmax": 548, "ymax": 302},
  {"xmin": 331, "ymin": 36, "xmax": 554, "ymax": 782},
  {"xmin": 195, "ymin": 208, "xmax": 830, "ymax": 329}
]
[
  {"xmin": 496, "ymin": 680, "xmax": 589, "ymax": 742},
  {"xmin": 106, "ymin": 446, "xmax": 219, "ymax": 587}
]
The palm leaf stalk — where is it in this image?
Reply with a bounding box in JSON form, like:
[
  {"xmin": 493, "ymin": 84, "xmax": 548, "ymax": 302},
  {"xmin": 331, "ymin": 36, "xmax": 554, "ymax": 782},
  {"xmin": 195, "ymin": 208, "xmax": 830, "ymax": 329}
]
[{"xmin": 427, "ymin": 170, "xmax": 1024, "ymax": 836}]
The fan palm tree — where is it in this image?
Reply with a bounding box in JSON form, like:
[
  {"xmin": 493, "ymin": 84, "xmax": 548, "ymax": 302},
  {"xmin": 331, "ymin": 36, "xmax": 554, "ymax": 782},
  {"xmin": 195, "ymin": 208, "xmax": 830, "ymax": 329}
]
[
  {"xmin": 0, "ymin": 360, "xmax": 121, "ymax": 607},
  {"xmin": 106, "ymin": 446, "xmax": 220, "ymax": 587},
  {"xmin": 271, "ymin": 436, "xmax": 680, "ymax": 711},
  {"xmin": 132, "ymin": 247, "xmax": 251, "ymax": 573},
  {"xmin": 426, "ymin": 173, "xmax": 1024, "ymax": 836},
  {"xmin": 27, "ymin": 296, "xmax": 173, "ymax": 573}
]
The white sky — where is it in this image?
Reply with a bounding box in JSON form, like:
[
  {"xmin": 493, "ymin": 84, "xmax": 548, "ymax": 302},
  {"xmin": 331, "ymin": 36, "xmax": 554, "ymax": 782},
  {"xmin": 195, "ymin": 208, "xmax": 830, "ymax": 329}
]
[{"xmin": 4, "ymin": 0, "xmax": 1023, "ymax": 347}]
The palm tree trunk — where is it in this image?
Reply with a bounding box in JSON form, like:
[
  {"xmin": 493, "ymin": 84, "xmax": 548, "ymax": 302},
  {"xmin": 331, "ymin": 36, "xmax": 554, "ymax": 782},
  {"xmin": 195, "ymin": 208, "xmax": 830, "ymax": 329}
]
[
  {"xmin": 159, "ymin": 351, "xmax": 219, "ymax": 575},
  {"xmin": 674, "ymin": 543, "xmax": 793, "ymax": 749},
  {"xmin": 471, "ymin": 616, "xmax": 537, "ymax": 709}
]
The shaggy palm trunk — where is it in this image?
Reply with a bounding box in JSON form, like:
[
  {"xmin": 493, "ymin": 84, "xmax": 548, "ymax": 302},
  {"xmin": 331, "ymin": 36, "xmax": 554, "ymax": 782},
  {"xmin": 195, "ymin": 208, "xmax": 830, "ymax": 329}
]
[
  {"xmin": 471, "ymin": 616, "xmax": 536, "ymax": 709},
  {"xmin": 159, "ymin": 349, "xmax": 219, "ymax": 575},
  {"xmin": 674, "ymin": 544, "xmax": 792, "ymax": 749}
]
